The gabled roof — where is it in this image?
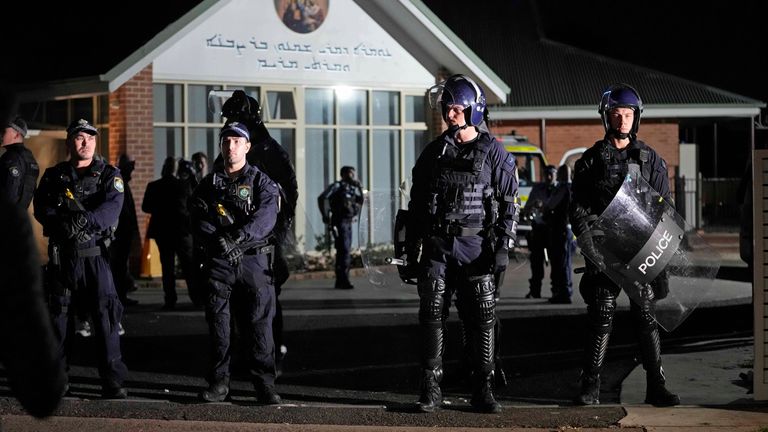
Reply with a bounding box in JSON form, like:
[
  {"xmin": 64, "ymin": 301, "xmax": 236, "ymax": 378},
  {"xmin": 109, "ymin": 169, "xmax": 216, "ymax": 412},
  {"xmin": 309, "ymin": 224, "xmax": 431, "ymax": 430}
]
[{"xmin": 420, "ymin": 0, "xmax": 765, "ymax": 119}]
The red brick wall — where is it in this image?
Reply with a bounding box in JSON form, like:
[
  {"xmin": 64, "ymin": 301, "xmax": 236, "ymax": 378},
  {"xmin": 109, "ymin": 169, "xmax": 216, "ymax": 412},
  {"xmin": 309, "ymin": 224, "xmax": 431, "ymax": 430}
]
[
  {"xmin": 491, "ymin": 119, "xmax": 679, "ymax": 177},
  {"xmin": 108, "ymin": 65, "xmax": 154, "ymax": 244}
]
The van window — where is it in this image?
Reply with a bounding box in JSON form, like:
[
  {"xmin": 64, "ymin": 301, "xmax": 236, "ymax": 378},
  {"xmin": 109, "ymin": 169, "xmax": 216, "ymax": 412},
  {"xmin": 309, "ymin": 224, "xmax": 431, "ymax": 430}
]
[{"xmin": 514, "ymin": 153, "xmax": 548, "ymax": 187}]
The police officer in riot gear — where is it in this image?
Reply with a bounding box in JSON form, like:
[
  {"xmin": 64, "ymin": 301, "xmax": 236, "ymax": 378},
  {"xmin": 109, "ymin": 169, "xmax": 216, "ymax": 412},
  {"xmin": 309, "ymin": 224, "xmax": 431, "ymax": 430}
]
[
  {"xmin": 192, "ymin": 122, "xmax": 282, "ymax": 404},
  {"xmin": 405, "ymin": 74, "xmax": 518, "ymax": 413},
  {"xmin": 571, "ymin": 83, "xmax": 679, "ymax": 406},
  {"xmin": 216, "ymin": 90, "xmax": 298, "ymax": 371},
  {"xmin": 33, "ymin": 119, "xmax": 129, "ymax": 399},
  {"xmin": 521, "ymin": 164, "xmax": 557, "ymax": 299},
  {"xmin": 0, "ymin": 116, "xmax": 39, "ymax": 208},
  {"xmin": 318, "ymin": 166, "xmax": 364, "ymax": 289}
]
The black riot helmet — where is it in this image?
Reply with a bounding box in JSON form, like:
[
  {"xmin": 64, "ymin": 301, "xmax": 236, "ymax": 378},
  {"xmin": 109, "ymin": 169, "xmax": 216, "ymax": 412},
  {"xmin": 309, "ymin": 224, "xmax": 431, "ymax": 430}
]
[
  {"xmin": 221, "ymin": 90, "xmax": 263, "ymax": 131},
  {"xmin": 428, "ymin": 74, "xmax": 487, "ymax": 127},
  {"xmin": 598, "ymin": 83, "xmax": 643, "ymax": 139}
]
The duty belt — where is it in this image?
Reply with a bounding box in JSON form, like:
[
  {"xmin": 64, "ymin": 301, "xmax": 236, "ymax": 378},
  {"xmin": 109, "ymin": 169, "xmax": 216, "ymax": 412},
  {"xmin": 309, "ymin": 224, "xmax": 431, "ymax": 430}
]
[
  {"xmin": 437, "ymin": 225, "xmax": 483, "ymax": 237},
  {"xmin": 247, "ymin": 244, "xmax": 275, "ymax": 256},
  {"xmin": 76, "ymin": 244, "xmax": 106, "ymax": 258}
]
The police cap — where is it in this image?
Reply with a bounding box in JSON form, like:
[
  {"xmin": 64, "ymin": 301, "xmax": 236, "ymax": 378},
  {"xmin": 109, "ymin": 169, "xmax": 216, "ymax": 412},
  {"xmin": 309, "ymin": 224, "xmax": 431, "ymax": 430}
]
[
  {"xmin": 8, "ymin": 116, "xmax": 27, "ymax": 137},
  {"xmin": 66, "ymin": 119, "xmax": 98, "ymax": 138}
]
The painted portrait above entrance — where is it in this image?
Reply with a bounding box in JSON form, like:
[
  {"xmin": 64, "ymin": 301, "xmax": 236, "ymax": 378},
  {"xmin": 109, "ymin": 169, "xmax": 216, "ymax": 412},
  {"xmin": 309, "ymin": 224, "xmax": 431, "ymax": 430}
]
[{"xmin": 276, "ymin": 0, "xmax": 328, "ymax": 34}]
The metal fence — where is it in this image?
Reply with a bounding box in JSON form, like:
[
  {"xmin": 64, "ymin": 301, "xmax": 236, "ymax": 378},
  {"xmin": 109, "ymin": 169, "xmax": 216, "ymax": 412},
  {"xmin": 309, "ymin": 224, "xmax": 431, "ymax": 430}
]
[{"xmin": 672, "ymin": 175, "xmax": 741, "ymax": 230}]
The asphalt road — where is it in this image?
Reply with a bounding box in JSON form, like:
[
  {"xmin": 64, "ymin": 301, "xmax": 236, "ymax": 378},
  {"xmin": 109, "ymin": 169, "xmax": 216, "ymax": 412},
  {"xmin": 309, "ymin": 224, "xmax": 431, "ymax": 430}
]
[{"xmin": 0, "ymin": 260, "xmax": 756, "ymax": 430}]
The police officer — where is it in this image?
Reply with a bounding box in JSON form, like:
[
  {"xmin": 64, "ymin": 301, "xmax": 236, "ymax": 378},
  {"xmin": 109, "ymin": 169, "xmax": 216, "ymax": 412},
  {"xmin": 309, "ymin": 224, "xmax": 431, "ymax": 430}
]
[
  {"xmin": 544, "ymin": 165, "xmax": 573, "ymax": 304},
  {"xmin": 0, "ymin": 116, "xmax": 39, "ymax": 208},
  {"xmin": 404, "ymin": 74, "xmax": 518, "ymax": 413},
  {"xmin": 521, "ymin": 165, "xmax": 557, "ymax": 299},
  {"xmin": 216, "ymin": 90, "xmax": 298, "ymax": 371},
  {"xmin": 317, "ymin": 166, "xmax": 364, "ymax": 289},
  {"xmin": 571, "ymin": 83, "xmax": 679, "ymax": 406},
  {"xmin": 0, "ymin": 90, "xmax": 67, "ymax": 418},
  {"xmin": 33, "ymin": 119, "xmax": 129, "ymax": 399},
  {"xmin": 191, "ymin": 122, "xmax": 282, "ymax": 404}
]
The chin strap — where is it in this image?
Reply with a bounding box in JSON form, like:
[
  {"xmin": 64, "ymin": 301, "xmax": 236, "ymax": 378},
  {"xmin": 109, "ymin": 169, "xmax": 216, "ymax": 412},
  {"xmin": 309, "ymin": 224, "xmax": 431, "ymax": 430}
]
[{"xmin": 609, "ymin": 129, "xmax": 630, "ymax": 140}]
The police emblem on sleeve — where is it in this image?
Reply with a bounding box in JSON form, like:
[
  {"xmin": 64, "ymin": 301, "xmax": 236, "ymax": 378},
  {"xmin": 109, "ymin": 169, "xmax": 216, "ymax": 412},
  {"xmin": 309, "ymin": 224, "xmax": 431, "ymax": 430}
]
[
  {"xmin": 238, "ymin": 185, "xmax": 251, "ymax": 200},
  {"xmin": 9, "ymin": 166, "xmax": 20, "ymax": 177},
  {"xmin": 114, "ymin": 177, "xmax": 125, "ymax": 193}
]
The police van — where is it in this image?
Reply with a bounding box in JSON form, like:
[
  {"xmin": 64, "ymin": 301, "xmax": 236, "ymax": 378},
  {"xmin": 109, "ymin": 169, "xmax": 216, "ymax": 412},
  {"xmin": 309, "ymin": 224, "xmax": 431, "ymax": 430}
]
[{"xmin": 495, "ymin": 134, "xmax": 585, "ymax": 247}]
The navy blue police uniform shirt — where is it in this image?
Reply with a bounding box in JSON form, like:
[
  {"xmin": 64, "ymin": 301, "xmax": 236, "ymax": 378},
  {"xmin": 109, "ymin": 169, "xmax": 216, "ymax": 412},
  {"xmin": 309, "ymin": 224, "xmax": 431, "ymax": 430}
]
[
  {"xmin": 192, "ymin": 163, "xmax": 279, "ymax": 248},
  {"xmin": 34, "ymin": 158, "xmax": 124, "ymax": 244}
]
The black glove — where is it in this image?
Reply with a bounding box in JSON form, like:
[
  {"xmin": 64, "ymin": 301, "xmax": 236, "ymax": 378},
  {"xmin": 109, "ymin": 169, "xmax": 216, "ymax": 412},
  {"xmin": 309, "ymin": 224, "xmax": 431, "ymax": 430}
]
[
  {"xmin": 494, "ymin": 237, "xmax": 512, "ymax": 273},
  {"xmin": 217, "ymin": 235, "xmax": 244, "ymax": 267},
  {"xmin": 74, "ymin": 230, "xmax": 92, "ymax": 243},
  {"xmin": 579, "ymin": 231, "xmax": 605, "ymax": 272},
  {"xmin": 651, "ymin": 270, "xmax": 670, "ymax": 300},
  {"xmin": 61, "ymin": 213, "xmax": 88, "ymax": 240}
]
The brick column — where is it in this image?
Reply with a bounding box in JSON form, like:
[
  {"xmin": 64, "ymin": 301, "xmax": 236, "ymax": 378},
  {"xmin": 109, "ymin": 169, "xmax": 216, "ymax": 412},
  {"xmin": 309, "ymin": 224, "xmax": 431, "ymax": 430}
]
[{"xmin": 108, "ymin": 64, "xmax": 154, "ymax": 248}]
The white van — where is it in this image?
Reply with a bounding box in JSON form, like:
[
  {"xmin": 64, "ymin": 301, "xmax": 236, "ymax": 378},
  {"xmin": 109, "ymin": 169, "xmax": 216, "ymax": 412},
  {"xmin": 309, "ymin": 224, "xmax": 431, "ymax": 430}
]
[{"xmin": 496, "ymin": 134, "xmax": 584, "ymax": 246}]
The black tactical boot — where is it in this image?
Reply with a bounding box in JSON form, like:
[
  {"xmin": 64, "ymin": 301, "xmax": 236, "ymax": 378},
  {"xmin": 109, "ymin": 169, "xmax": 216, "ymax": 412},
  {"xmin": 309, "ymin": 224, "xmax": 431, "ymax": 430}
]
[
  {"xmin": 200, "ymin": 381, "xmax": 229, "ymax": 402},
  {"xmin": 494, "ymin": 364, "xmax": 509, "ymax": 389},
  {"xmin": 101, "ymin": 386, "xmax": 128, "ymax": 400},
  {"xmin": 470, "ymin": 371, "xmax": 502, "ymax": 413},
  {"xmin": 575, "ymin": 373, "xmax": 600, "ymax": 405},
  {"xmin": 416, "ymin": 368, "xmax": 442, "ymax": 412},
  {"xmin": 256, "ymin": 384, "xmax": 282, "ymax": 405},
  {"xmin": 645, "ymin": 368, "xmax": 680, "ymax": 406}
]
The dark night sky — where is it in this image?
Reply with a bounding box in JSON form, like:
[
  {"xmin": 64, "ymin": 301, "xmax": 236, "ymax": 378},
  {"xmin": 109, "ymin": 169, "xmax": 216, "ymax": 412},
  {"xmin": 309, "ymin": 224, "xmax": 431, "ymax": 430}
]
[
  {"xmin": 537, "ymin": 0, "xmax": 768, "ymax": 105},
  {"xmin": 2, "ymin": 0, "xmax": 765, "ymax": 175},
  {"xmin": 3, "ymin": 0, "xmax": 764, "ymax": 103}
]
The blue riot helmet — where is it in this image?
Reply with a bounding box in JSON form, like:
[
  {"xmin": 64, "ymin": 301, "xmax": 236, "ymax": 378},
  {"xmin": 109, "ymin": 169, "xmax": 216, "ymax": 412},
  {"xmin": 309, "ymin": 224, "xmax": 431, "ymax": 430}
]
[
  {"xmin": 428, "ymin": 74, "xmax": 486, "ymax": 127},
  {"xmin": 598, "ymin": 83, "xmax": 643, "ymax": 139},
  {"xmin": 221, "ymin": 90, "xmax": 262, "ymax": 128}
]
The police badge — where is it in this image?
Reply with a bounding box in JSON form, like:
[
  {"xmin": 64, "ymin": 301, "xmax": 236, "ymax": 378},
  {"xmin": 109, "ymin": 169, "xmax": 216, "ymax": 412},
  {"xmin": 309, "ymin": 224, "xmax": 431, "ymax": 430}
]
[
  {"xmin": 237, "ymin": 185, "xmax": 251, "ymax": 200},
  {"xmin": 114, "ymin": 177, "xmax": 125, "ymax": 193}
]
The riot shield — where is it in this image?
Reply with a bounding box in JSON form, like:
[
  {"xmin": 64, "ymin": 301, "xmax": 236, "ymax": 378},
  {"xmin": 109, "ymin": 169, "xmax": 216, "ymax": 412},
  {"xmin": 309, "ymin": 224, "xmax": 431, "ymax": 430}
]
[
  {"xmin": 359, "ymin": 186, "xmax": 411, "ymax": 287},
  {"xmin": 578, "ymin": 169, "xmax": 720, "ymax": 332}
]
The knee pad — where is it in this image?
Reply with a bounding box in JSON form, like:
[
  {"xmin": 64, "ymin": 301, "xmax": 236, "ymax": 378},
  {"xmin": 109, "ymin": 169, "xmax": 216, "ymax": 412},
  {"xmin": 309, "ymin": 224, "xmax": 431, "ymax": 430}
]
[
  {"xmin": 588, "ymin": 286, "xmax": 616, "ymax": 334},
  {"xmin": 418, "ymin": 277, "xmax": 446, "ymax": 323},
  {"xmin": 467, "ymin": 274, "xmax": 496, "ymax": 328},
  {"xmin": 631, "ymin": 301, "xmax": 658, "ymax": 334}
]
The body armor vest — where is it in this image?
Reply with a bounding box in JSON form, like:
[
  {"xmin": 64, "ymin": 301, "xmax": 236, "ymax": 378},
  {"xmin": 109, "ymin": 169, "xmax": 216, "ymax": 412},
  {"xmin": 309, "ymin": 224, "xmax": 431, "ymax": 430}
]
[
  {"xmin": 429, "ymin": 138, "xmax": 495, "ymax": 232},
  {"xmin": 593, "ymin": 140, "xmax": 651, "ymax": 210},
  {"xmin": 53, "ymin": 161, "xmax": 118, "ymax": 242},
  {"xmin": 211, "ymin": 167, "xmax": 258, "ymax": 228},
  {"xmin": 329, "ymin": 181, "xmax": 362, "ymax": 219}
]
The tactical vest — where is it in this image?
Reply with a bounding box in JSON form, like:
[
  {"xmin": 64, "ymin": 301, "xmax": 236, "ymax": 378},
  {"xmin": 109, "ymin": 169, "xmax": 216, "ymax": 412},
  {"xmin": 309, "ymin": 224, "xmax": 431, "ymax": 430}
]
[
  {"xmin": 18, "ymin": 147, "xmax": 39, "ymax": 209},
  {"xmin": 329, "ymin": 181, "xmax": 362, "ymax": 220},
  {"xmin": 210, "ymin": 166, "xmax": 259, "ymax": 227},
  {"xmin": 53, "ymin": 161, "xmax": 119, "ymax": 243},
  {"xmin": 428, "ymin": 137, "xmax": 495, "ymax": 235},
  {"xmin": 594, "ymin": 140, "xmax": 651, "ymax": 208}
]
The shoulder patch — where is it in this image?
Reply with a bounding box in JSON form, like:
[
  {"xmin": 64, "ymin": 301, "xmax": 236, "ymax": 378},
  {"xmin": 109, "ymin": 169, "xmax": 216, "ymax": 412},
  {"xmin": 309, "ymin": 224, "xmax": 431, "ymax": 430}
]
[
  {"xmin": 9, "ymin": 166, "xmax": 20, "ymax": 177},
  {"xmin": 114, "ymin": 177, "xmax": 125, "ymax": 193},
  {"xmin": 505, "ymin": 153, "xmax": 516, "ymax": 167}
]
